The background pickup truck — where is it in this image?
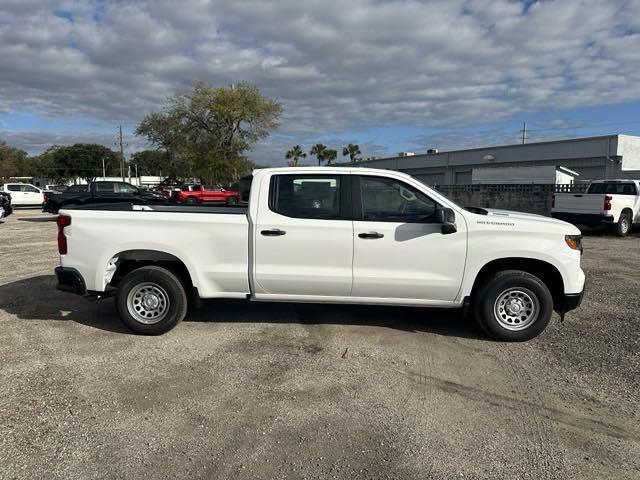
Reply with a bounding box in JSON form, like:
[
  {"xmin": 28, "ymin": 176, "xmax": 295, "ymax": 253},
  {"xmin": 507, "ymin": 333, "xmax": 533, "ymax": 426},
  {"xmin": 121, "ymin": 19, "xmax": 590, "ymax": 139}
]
[
  {"xmin": 552, "ymin": 179, "xmax": 640, "ymax": 236},
  {"xmin": 173, "ymin": 184, "xmax": 240, "ymax": 205},
  {"xmin": 54, "ymin": 167, "xmax": 585, "ymax": 341},
  {"xmin": 43, "ymin": 180, "xmax": 167, "ymax": 214}
]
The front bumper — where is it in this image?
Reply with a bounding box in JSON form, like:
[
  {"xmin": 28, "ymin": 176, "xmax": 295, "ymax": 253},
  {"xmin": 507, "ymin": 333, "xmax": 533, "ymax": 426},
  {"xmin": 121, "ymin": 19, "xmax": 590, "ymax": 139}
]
[
  {"xmin": 555, "ymin": 288, "xmax": 585, "ymax": 314},
  {"xmin": 55, "ymin": 266, "xmax": 86, "ymax": 295},
  {"xmin": 551, "ymin": 212, "xmax": 613, "ymax": 226}
]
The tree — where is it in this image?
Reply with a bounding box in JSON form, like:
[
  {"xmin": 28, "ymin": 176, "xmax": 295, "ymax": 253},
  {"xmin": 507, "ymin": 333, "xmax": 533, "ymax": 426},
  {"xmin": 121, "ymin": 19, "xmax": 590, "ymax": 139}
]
[
  {"xmin": 52, "ymin": 144, "xmax": 119, "ymax": 183},
  {"xmin": 0, "ymin": 140, "xmax": 27, "ymax": 178},
  {"xmin": 310, "ymin": 143, "xmax": 328, "ymax": 166},
  {"xmin": 324, "ymin": 148, "xmax": 337, "ymax": 165},
  {"xmin": 135, "ymin": 111, "xmax": 187, "ymax": 177},
  {"xmin": 129, "ymin": 150, "xmax": 172, "ymax": 176},
  {"xmin": 342, "ymin": 143, "xmax": 361, "ymax": 162},
  {"xmin": 285, "ymin": 145, "xmax": 306, "ymax": 167},
  {"xmin": 137, "ymin": 81, "xmax": 282, "ymax": 183}
]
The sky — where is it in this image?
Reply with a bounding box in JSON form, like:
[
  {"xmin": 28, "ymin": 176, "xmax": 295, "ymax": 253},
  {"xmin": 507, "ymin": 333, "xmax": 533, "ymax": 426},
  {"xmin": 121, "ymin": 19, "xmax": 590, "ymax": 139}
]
[{"xmin": 1, "ymin": 0, "xmax": 640, "ymax": 165}]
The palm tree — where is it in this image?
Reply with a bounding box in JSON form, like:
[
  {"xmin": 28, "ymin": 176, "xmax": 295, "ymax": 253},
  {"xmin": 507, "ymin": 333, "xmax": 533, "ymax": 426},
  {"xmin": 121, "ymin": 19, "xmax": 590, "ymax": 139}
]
[
  {"xmin": 285, "ymin": 145, "xmax": 306, "ymax": 167},
  {"xmin": 342, "ymin": 143, "xmax": 362, "ymax": 162},
  {"xmin": 324, "ymin": 149, "xmax": 337, "ymax": 165},
  {"xmin": 310, "ymin": 143, "xmax": 328, "ymax": 166}
]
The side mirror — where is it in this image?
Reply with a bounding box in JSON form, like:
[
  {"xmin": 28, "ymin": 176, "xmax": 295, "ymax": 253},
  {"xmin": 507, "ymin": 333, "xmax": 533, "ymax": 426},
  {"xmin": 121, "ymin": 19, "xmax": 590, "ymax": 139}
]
[{"xmin": 434, "ymin": 207, "xmax": 457, "ymax": 234}]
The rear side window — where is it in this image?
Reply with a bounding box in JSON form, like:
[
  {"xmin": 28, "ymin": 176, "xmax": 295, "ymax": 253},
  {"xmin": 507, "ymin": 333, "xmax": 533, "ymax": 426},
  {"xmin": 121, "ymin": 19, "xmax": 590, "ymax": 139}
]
[
  {"xmin": 95, "ymin": 182, "xmax": 116, "ymax": 192},
  {"xmin": 270, "ymin": 174, "xmax": 342, "ymax": 219},
  {"xmin": 7, "ymin": 185, "xmax": 21, "ymax": 192},
  {"xmin": 588, "ymin": 182, "xmax": 637, "ymax": 195}
]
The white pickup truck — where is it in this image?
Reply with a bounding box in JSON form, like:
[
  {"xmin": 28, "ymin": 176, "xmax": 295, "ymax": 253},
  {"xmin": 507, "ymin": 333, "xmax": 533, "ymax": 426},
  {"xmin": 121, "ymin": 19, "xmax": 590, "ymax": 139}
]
[
  {"xmin": 552, "ymin": 179, "xmax": 640, "ymax": 236},
  {"xmin": 54, "ymin": 167, "xmax": 585, "ymax": 341}
]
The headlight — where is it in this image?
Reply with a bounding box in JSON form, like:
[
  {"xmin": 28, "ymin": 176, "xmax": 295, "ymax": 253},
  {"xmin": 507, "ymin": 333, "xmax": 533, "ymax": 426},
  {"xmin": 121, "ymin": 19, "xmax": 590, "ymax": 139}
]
[{"xmin": 565, "ymin": 235, "xmax": 583, "ymax": 254}]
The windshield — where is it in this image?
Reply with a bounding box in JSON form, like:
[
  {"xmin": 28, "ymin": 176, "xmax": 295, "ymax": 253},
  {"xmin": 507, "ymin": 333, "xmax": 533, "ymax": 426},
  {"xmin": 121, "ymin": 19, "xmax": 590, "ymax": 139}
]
[{"xmin": 588, "ymin": 182, "xmax": 637, "ymax": 195}]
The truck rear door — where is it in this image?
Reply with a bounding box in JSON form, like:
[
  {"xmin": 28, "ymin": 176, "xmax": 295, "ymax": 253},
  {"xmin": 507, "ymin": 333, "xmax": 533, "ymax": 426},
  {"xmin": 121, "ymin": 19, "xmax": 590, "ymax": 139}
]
[{"xmin": 252, "ymin": 173, "xmax": 353, "ymax": 297}]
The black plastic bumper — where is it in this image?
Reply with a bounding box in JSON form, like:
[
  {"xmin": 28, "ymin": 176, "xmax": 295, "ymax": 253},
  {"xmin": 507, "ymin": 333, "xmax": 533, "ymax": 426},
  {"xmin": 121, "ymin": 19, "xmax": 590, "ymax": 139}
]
[
  {"xmin": 555, "ymin": 288, "xmax": 585, "ymax": 314},
  {"xmin": 55, "ymin": 267, "xmax": 86, "ymax": 295},
  {"xmin": 551, "ymin": 212, "xmax": 613, "ymax": 226}
]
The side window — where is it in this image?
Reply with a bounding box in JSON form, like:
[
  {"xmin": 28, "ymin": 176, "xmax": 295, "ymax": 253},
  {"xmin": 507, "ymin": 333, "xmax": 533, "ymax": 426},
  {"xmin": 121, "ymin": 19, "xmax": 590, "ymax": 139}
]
[
  {"xmin": 204, "ymin": 185, "xmax": 220, "ymax": 191},
  {"xmin": 7, "ymin": 185, "xmax": 21, "ymax": 192},
  {"xmin": 270, "ymin": 174, "xmax": 342, "ymax": 220},
  {"xmin": 95, "ymin": 182, "xmax": 115, "ymax": 192},
  {"xmin": 24, "ymin": 185, "xmax": 40, "ymax": 193},
  {"xmin": 359, "ymin": 176, "xmax": 437, "ymax": 222},
  {"xmin": 117, "ymin": 183, "xmax": 138, "ymax": 193}
]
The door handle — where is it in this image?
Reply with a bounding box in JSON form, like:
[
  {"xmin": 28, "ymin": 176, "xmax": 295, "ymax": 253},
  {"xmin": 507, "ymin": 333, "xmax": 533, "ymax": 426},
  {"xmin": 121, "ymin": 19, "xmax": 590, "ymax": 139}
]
[
  {"xmin": 358, "ymin": 231, "xmax": 384, "ymax": 239},
  {"xmin": 261, "ymin": 228, "xmax": 286, "ymax": 236}
]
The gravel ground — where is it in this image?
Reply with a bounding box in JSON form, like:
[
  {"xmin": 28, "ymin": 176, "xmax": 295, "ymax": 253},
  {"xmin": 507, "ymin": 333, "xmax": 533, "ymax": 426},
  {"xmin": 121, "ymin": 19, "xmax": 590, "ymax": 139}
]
[{"xmin": 1, "ymin": 208, "xmax": 639, "ymax": 480}]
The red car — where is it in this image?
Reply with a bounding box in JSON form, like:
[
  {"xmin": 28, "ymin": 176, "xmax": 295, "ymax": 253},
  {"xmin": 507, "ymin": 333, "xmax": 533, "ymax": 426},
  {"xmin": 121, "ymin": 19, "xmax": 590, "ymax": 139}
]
[{"xmin": 174, "ymin": 184, "xmax": 240, "ymax": 205}]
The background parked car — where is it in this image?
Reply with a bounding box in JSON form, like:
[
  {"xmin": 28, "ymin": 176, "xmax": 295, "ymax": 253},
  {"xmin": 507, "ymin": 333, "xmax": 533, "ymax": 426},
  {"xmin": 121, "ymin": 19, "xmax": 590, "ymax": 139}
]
[
  {"xmin": 0, "ymin": 191, "xmax": 13, "ymax": 221},
  {"xmin": 43, "ymin": 181, "xmax": 167, "ymax": 214},
  {"xmin": 0, "ymin": 183, "xmax": 44, "ymax": 206},
  {"xmin": 174, "ymin": 184, "xmax": 240, "ymax": 205}
]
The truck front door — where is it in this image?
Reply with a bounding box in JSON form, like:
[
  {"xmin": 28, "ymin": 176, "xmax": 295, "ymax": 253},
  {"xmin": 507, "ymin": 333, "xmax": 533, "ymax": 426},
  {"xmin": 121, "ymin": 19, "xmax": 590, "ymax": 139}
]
[
  {"xmin": 351, "ymin": 175, "xmax": 467, "ymax": 302},
  {"xmin": 253, "ymin": 173, "xmax": 353, "ymax": 297}
]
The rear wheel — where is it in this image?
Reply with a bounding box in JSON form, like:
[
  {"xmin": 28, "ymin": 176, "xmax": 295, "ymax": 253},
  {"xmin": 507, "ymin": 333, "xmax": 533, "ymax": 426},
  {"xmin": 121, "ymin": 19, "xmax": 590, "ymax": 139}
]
[
  {"xmin": 226, "ymin": 196, "xmax": 239, "ymax": 205},
  {"xmin": 473, "ymin": 270, "xmax": 553, "ymax": 341},
  {"xmin": 116, "ymin": 266, "xmax": 187, "ymax": 335},
  {"xmin": 614, "ymin": 212, "xmax": 631, "ymax": 237},
  {"xmin": 186, "ymin": 196, "xmax": 197, "ymax": 205}
]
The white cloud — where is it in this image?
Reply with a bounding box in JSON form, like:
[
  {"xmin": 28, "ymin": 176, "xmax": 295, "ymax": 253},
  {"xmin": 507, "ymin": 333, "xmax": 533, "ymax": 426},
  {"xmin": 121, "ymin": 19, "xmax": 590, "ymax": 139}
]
[{"xmin": 0, "ymin": 0, "xmax": 639, "ymax": 162}]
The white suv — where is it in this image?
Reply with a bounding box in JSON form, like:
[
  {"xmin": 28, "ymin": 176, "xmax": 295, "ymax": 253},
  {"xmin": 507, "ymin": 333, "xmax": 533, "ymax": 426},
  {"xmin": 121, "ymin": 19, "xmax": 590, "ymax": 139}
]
[{"xmin": 1, "ymin": 183, "xmax": 44, "ymax": 206}]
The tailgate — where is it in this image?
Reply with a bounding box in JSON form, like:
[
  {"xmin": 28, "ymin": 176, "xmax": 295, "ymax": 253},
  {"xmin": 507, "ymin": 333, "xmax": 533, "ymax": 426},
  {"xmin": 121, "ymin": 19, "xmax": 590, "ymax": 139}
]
[{"xmin": 553, "ymin": 193, "xmax": 605, "ymax": 214}]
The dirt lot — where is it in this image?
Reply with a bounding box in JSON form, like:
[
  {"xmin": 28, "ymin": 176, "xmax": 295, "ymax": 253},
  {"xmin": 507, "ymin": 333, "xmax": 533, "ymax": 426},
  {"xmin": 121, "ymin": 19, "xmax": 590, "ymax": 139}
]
[{"xmin": 1, "ymin": 209, "xmax": 639, "ymax": 480}]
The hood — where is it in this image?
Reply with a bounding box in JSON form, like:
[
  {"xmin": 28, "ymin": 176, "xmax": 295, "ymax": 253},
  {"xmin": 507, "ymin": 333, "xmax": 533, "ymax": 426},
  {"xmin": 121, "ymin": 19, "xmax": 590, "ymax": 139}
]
[{"xmin": 481, "ymin": 208, "xmax": 581, "ymax": 234}]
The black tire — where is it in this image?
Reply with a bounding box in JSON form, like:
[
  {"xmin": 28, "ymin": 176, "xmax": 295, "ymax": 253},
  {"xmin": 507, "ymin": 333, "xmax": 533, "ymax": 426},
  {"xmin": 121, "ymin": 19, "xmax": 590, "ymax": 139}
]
[
  {"xmin": 186, "ymin": 197, "xmax": 197, "ymax": 205},
  {"xmin": 614, "ymin": 212, "xmax": 631, "ymax": 237},
  {"xmin": 473, "ymin": 270, "xmax": 553, "ymax": 341},
  {"xmin": 226, "ymin": 196, "xmax": 239, "ymax": 205},
  {"xmin": 116, "ymin": 266, "xmax": 188, "ymax": 335}
]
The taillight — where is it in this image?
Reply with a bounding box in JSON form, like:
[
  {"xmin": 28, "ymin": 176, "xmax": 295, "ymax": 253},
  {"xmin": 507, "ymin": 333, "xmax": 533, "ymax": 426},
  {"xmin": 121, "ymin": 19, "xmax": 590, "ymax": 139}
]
[
  {"xmin": 604, "ymin": 195, "xmax": 612, "ymax": 211},
  {"xmin": 57, "ymin": 215, "xmax": 71, "ymax": 254},
  {"xmin": 552, "ymin": 195, "xmax": 555, "ymax": 209},
  {"xmin": 44, "ymin": 192, "xmax": 51, "ymax": 203}
]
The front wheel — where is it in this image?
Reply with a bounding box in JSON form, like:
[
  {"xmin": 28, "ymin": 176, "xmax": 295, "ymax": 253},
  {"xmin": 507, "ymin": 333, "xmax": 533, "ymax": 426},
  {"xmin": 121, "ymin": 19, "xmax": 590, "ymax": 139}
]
[
  {"xmin": 186, "ymin": 197, "xmax": 197, "ymax": 205},
  {"xmin": 473, "ymin": 270, "xmax": 553, "ymax": 341},
  {"xmin": 116, "ymin": 266, "xmax": 188, "ymax": 335},
  {"xmin": 226, "ymin": 196, "xmax": 239, "ymax": 205}
]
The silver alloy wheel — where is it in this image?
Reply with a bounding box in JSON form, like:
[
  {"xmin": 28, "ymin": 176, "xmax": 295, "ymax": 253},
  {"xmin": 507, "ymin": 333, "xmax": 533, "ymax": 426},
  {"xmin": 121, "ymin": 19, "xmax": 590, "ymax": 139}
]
[
  {"xmin": 620, "ymin": 216, "xmax": 630, "ymax": 234},
  {"xmin": 126, "ymin": 282, "xmax": 170, "ymax": 324},
  {"xmin": 493, "ymin": 287, "xmax": 539, "ymax": 331}
]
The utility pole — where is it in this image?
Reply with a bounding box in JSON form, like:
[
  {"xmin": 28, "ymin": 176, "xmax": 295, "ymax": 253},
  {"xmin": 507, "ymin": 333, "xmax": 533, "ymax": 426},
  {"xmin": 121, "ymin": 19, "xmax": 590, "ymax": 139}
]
[
  {"xmin": 118, "ymin": 124, "xmax": 125, "ymax": 181},
  {"xmin": 520, "ymin": 122, "xmax": 527, "ymax": 144}
]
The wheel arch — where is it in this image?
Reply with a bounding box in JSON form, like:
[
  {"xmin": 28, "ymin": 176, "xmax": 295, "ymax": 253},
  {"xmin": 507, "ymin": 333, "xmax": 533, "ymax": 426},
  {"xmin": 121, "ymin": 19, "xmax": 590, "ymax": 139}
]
[
  {"xmin": 621, "ymin": 207, "xmax": 633, "ymax": 218},
  {"xmin": 469, "ymin": 257, "xmax": 565, "ymax": 310},
  {"xmin": 107, "ymin": 249, "xmax": 196, "ymax": 294}
]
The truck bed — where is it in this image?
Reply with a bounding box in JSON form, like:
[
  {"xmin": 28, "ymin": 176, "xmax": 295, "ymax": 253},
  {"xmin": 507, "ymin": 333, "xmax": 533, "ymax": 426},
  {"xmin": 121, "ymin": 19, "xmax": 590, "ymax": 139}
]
[
  {"xmin": 59, "ymin": 205, "xmax": 250, "ymax": 297},
  {"xmin": 65, "ymin": 202, "xmax": 248, "ymax": 215}
]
